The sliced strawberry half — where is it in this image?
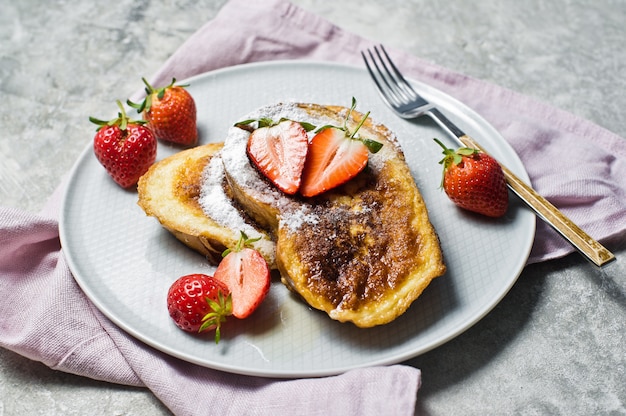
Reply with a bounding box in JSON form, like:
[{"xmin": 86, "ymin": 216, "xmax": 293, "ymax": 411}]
[
  {"xmin": 213, "ymin": 232, "xmax": 271, "ymax": 319},
  {"xmin": 299, "ymin": 127, "xmax": 369, "ymax": 197},
  {"xmin": 300, "ymin": 98, "xmax": 383, "ymax": 197},
  {"xmin": 245, "ymin": 119, "xmax": 309, "ymax": 195}
]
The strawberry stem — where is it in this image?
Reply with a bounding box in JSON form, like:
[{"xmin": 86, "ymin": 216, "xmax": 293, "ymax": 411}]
[
  {"xmin": 89, "ymin": 100, "xmax": 146, "ymax": 131},
  {"xmin": 344, "ymin": 97, "xmax": 358, "ymax": 131},
  {"xmin": 127, "ymin": 78, "xmax": 188, "ymax": 114},
  {"xmin": 345, "ymin": 98, "xmax": 382, "ymax": 153},
  {"xmin": 199, "ymin": 290, "xmax": 232, "ymax": 344},
  {"xmin": 116, "ymin": 100, "xmax": 128, "ymax": 131},
  {"xmin": 222, "ymin": 230, "xmax": 262, "ymax": 257},
  {"xmin": 349, "ymin": 110, "xmax": 370, "ymax": 140}
]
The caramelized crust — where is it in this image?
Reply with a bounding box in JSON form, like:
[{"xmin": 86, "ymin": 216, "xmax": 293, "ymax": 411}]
[
  {"xmin": 287, "ymin": 165, "xmax": 428, "ymax": 308},
  {"xmin": 276, "ymin": 142, "xmax": 445, "ymax": 327}
]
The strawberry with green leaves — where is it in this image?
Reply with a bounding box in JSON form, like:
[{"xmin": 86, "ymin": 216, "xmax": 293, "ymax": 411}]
[
  {"xmin": 90, "ymin": 100, "xmax": 157, "ymax": 188},
  {"xmin": 128, "ymin": 77, "xmax": 198, "ymax": 146},
  {"xmin": 434, "ymin": 138, "xmax": 508, "ymax": 218},
  {"xmin": 213, "ymin": 231, "xmax": 271, "ymax": 319},
  {"xmin": 299, "ymin": 98, "xmax": 382, "ymax": 197},
  {"xmin": 240, "ymin": 117, "xmax": 315, "ymax": 195},
  {"xmin": 167, "ymin": 273, "xmax": 232, "ymax": 344}
]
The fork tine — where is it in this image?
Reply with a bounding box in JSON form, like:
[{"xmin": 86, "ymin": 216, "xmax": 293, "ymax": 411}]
[
  {"xmin": 364, "ymin": 48, "xmax": 409, "ymax": 107},
  {"xmin": 361, "ymin": 49, "xmax": 399, "ymax": 108},
  {"xmin": 375, "ymin": 45, "xmax": 420, "ymax": 102},
  {"xmin": 370, "ymin": 47, "xmax": 408, "ymax": 104},
  {"xmin": 362, "ymin": 45, "xmax": 421, "ymax": 111}
]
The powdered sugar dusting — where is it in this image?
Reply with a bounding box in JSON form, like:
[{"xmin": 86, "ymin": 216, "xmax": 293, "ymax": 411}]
[
  {"xmin": 279, "ymin": 205, "xmax": 320, "ymax": 233},
  {"xmin": 199, "ymin": 153, "xmax": 264, "ymax": 240}
]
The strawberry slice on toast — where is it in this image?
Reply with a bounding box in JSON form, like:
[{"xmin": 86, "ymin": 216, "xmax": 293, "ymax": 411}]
[
  {"xmin": 244, "ymin": 118, "xmax": 312, "ymax": 195},
  {"xmin": 300, "ymin": 98, "xmax": 382, "ymax": 197},
  {"xmin": 214, "ymin": 231, "xmax": 271, "ymax": 319}
]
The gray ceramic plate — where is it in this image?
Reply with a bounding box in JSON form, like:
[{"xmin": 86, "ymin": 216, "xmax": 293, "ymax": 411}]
[{"xmin": 59, "ymin": 61, "xmax": 535, "ymax": 378}]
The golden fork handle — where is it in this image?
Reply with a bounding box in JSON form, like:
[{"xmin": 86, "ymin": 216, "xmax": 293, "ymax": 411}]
[{"xmin": 458, "ymin": 134, "xmax": 616, "ymax": 267}]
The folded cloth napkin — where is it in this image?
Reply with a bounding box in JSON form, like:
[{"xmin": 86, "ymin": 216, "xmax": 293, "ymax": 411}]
[
  {"xmin": 0, "ymin": 184, "xmax": 419, "ymax": 415},
  {"xmin": 2, "ymin": 0, "xmax": 626, "ymax": 415}
]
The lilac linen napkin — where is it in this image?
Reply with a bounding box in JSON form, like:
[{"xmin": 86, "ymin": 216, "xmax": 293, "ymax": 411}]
[
  {"xmin": 0, "ymin": 185, "xmax": 419, "ymax": 415},
  {"xmin": 1, "ymin": 0, "xmax": 626, "ymax": 415}
]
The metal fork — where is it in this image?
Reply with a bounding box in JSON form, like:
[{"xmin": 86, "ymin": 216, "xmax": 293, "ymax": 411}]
[{"xmin": 362, "ymin": 45, "xmax": 615, "ymax": 267}]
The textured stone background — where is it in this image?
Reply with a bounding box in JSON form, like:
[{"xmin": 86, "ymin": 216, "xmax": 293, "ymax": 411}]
[{"xmin": 1, "ymin": 0, "xmax": 625, "ymax": 415}]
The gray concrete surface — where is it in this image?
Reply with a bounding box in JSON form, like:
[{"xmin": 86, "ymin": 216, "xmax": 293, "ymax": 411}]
[{"xmin": 1, "ymin": 0, "xmax": 625, "ymax": 414}]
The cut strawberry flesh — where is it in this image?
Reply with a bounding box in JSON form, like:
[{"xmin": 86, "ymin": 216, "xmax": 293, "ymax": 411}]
[
  {"xmin": 300, "ymin": 127, "xmax": 369, "ymax": 197},
  {"xmin": 247, "ymin": 120, "xmax": 308, "ymax": 195},
  {"xmin": 214, "ymin": 248, "xmax": 270, "ymax": 319}
]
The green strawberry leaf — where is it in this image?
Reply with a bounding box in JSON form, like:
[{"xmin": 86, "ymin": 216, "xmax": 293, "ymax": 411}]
[{"xmin": 362, "ymin": 138, "xmax": 383, "ymax": 153}]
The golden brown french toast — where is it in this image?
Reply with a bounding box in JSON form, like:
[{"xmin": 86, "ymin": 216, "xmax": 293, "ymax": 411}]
[
  {"xmin": 137, "ymin": 143, "xmax": 276, "ymax": 268},
  {"xmin": 221, "ymin": 102, "xmax": 446, "ymax": 327}
]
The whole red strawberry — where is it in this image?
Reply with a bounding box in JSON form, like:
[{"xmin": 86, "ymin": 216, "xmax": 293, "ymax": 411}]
[
  {"xmin": 435, "ymin": 138, "xmax": 508, "ymax": 218},
  {"xmin": 167, "ymin": 273, "xmax": 232, "ymax": 343},
  {"xmin": 128, "ymin": 77, "xmax": 197, "ymax": 146},
  {"xmin": 90, "ymin": 100, "xmax": 157, "ymax": 188},
  {"xmin": 214, "ymin": 231, "xmax": 271, "ymax": 319}
]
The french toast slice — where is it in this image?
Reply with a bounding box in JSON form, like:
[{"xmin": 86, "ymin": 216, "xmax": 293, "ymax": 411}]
[
  {"xmin": 221, "ymin": 102, "xmax": 446, "ymax": 327},
  {"xmin": 137, "ymin": 143, "xmax": 276, "ymax": 268}
]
